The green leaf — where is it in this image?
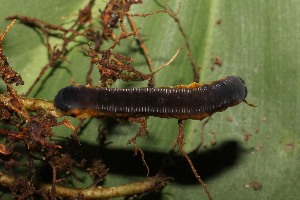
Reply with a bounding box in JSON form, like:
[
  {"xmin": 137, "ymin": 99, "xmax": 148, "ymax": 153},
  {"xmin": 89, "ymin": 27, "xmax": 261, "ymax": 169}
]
[{"xmin": 0, "ymin": 0, "xmax": 299, "ymax": 199}]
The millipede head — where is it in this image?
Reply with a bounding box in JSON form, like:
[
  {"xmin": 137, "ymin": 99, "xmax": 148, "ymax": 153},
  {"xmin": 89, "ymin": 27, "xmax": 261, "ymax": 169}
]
[
  {"xmin": 237, "ymin": 76, "xmax": 248, "ymax": 99},
  {"xmin": 54, "ymin": 86, "xmax": 81, "ymax": 112}
]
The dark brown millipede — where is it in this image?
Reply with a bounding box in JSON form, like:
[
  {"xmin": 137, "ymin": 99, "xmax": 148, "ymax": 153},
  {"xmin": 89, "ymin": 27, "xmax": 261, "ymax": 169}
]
[{"xmin": 54, "ymin": 75, "xmax": 249, "ymax": 119}]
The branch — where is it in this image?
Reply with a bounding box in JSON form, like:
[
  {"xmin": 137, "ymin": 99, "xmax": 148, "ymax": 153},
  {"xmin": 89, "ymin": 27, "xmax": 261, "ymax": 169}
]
[
  {"xmin": 0, "ymin": 172, "xmax": 169, "ymax": 199},
  {"xmin": 15, "ymin": 97, "xmax": 61, "ymax": 117}
]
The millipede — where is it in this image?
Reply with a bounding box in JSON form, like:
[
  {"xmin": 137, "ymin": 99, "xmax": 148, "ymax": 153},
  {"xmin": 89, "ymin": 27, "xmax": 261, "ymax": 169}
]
[{"xmin": 54, "ymin": 75, "xmax": 251, "ymax": 120}]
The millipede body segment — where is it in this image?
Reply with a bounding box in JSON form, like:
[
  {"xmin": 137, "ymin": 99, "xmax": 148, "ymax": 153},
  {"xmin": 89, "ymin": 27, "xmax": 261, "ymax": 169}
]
[{"xmin": 54, "ymin": 76, "xmax": 248, "ymax": 120}]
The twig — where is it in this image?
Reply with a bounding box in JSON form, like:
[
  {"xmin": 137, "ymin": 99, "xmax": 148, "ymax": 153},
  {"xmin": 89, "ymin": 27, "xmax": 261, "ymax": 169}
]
[
  {"xmin": 177, "ymin": 120, "xmax": 212, "ymax": 200},
  {"xmin": 161, "ymin": 1, "xmax": 200, "ymax": 82},
  {"xmin": 19, "ymin": 97, "xmax": 61, "ymax": 117},
  {"xmin": 0, "ymin": 172, "xmax": 169, "ymax": 199},
  {"xmin": 152, "ymin": 46, "xmax": 182, "ymax": 75},
  {"xmin": 126, "ymin": 14, "xmax": 154, "ymax": 74}
]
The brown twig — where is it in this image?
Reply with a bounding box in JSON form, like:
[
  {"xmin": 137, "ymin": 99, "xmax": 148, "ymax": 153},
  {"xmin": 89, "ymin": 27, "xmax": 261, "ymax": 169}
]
[
  {"xmin": 177, "ymin": 120, "xmax": 212, "ymax": 200},
  {"xmin": 127, "ymin": 117, "xmax": 150, "ymax": 176},
  {"xmin": 161, "ymin": 1, "xmax": 200, "ymax": 82},
  {"xmin": 127, "ymin": 14, "xmax": 154, "ymax": 74}
]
